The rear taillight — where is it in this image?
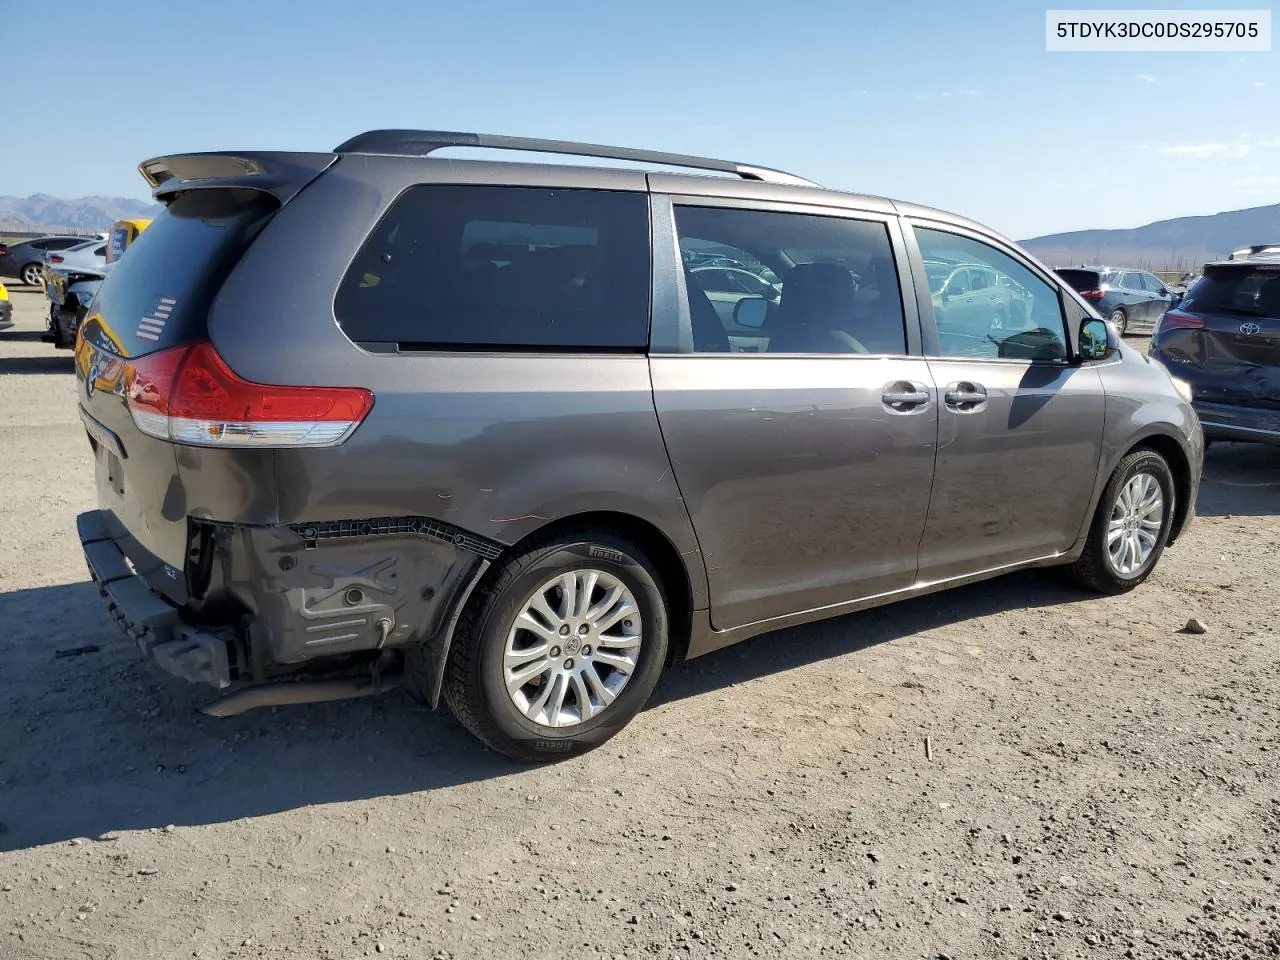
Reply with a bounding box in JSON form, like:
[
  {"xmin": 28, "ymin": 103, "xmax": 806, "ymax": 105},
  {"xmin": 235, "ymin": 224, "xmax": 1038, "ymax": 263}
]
[
  {"xmin": 49, "ymin": 255, "xmax": 64, "ymax": 264},
  {"xmin": 1078, "ymin": 288, "xmax": 1104, "ymax": 300},
  {"xmin": 1157, "ymin": 310, "xmax": 1204, "ymax": 332},
  {"xmin": 125, "ymin": 341, "xmax": 374, "ymax": 448}
]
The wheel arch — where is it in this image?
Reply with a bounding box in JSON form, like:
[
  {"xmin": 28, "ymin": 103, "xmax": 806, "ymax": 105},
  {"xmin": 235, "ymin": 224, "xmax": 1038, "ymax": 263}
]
[{"xmin": 1130, "ymin": 433, "xmax": 1193, "ymax": 545}]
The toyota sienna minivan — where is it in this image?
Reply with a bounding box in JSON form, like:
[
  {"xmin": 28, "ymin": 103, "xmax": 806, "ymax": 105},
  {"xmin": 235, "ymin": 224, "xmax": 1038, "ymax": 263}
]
[{"xmin": 75, "ymin": 129, "xmax": 1203, "ymax": 761}]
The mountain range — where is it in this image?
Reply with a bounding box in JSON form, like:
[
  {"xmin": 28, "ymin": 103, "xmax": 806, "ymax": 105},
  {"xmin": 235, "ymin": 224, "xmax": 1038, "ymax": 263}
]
[
  {"xmin": 0, "ymin": 194, "xmax": 161, "ymax": 233},
  {"xmin": 1020, "ymin": 201, "xmax": 1280, "ymax": 272}
]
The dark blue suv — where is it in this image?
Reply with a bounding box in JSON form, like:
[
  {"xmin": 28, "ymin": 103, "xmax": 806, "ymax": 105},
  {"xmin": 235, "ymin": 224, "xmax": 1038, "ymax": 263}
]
[
  {"xmin": 1148, "ymin": 249, "xmax": 1280, "ymax": 446},
  {"xmin": 1055, "ymin": 266, "xmax": 1177, "ymax": 336}
]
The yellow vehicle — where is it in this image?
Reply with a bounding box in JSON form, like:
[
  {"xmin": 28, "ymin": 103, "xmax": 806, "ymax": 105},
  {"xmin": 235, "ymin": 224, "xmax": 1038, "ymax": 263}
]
[
  {"xmin": 44, "ymin": 218, "xmax": 152, "ymax": 348},
  {"xmin": 107, "ymin": 218, "xmax": 152, "ymax": 263},
  {"xmin": 0, "ymin": 282, "xmax": 11, "ymax": 331}
]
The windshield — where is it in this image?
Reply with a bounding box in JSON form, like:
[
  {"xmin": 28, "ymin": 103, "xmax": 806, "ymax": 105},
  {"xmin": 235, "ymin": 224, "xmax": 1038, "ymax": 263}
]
[
  {"xmin": 1183, "ymin": 265, "xmax": 1280, "ymax": 318},
  {"xmin": 924, "ymin": 260, "xmax": 954, "ymax": 294}
]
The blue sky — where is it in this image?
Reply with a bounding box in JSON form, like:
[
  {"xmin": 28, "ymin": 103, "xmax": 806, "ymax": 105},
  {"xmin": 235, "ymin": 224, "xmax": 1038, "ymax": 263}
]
[{"xmin": 3, "ymin": 0, "xmax": 1275, "ymax": 238}]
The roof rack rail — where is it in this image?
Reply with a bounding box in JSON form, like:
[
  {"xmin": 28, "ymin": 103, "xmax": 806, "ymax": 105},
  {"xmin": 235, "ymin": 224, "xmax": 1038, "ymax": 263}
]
[
  {"xmin": 332, "ymin": 129, "xmax": 820, "ymax": 188},
  {"xmin": 1230, "ymin": 244, "xmax": 1280, "ymax": 260}
]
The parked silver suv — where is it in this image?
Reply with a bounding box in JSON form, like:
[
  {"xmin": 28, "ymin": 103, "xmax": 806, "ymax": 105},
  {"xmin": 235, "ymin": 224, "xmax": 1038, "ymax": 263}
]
[{"xmin": 75, "ymin": 130, "xmax": 1203, "ymax": 761}]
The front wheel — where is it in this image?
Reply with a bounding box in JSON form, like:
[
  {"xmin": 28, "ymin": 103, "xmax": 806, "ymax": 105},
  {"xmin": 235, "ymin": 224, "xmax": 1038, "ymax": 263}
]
[
  {"xmin": 1069, "ymin": 449, "xmax": 1175, "ymax": 594},
  {"xmin": 442, "ymin": 528, "xmax": 669, "ymax": 762}
]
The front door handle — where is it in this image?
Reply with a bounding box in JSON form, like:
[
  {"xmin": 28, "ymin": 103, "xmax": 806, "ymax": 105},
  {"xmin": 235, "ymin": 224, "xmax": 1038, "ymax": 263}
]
[
  {"xmin": 882, "ymin": 380, "xmax": 932, "ymax": 413},
  {"xmin": 943, "ymin": 381, "xmax": 988, "ymax": 412}
]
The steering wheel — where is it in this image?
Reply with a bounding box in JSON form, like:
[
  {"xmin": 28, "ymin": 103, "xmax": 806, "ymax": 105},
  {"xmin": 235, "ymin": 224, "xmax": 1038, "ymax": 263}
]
[{"xmin": 828, "ymin": 329, "xmax": 870, "ymax": 354}]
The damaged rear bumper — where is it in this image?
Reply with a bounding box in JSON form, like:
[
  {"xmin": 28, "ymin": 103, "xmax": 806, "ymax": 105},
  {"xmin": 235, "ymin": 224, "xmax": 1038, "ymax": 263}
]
[
  {"xmin": 77, "ymin": 509, "xmax": 500, "ymax": 706},
  {"xmin": 1195, "ymin": 400, "xmax": 1280, "ymax": 445},
  {"xmin": 78, "ymin": 510, "xmax": 234, "ymax": 687}
]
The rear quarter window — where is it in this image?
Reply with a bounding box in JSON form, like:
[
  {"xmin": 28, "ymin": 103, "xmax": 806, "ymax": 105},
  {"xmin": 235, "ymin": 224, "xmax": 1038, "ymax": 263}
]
[
  {"xmin": 86, "ymin": 189, "xmax": 277, "ymax": 359},
  {"xmin": 334, "ymin": 185, "xmax": 651, "ymax": 350}
]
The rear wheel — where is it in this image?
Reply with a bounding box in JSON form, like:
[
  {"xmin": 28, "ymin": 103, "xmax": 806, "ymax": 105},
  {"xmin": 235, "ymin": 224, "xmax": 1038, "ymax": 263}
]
[
  {"xmin": 1108, "ymin": 307, "xmax": 1128, "ymax": 336},
  {"xmin": 442, "ymin": 528, "xmax": 669, "ymax": 762},
  {"xmin": 1069, "ymin": 449, "xmax": 1174, "ymax": 594},
  {"xmin": 20, "ymin": 262, "xmax": 42, "ymax": 287}
]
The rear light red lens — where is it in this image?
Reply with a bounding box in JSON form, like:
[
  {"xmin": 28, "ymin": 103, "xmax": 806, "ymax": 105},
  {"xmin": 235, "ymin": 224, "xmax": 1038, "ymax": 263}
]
[
  {"xmin": 124, "ymin": 341, "xmax": 374, "ymax": 447},
  {"xmin": 1078, "ymin": 288, "xmax": 1104, "ymax": 300},
  {"xmin": 49, "ymin": 255, "xmax": 64, "ymax": 264},
  {"xmin": 1159, "ymin": 310, "xmax": 1204, "ymax": 332}
]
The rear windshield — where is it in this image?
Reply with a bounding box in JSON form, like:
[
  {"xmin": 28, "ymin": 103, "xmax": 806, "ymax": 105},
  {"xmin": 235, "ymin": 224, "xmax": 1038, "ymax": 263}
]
[
  {"xmin": 1183, "ymin": 265, "xmax": 1280, "ymax": 318},
  {"xmin": 334, "ymin": 185, "xmax": 651, "ymax": 350},
  {"xmin": 86, "ymin": 190, "xmax": 277, "ymax": 358},
  {"xmin": 1055, "ymin": 269, "xmax": 1102, "ymax": 291}
]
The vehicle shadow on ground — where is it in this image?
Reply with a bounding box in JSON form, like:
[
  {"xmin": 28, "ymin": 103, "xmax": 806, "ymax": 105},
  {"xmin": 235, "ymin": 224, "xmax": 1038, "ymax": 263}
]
[
  {"xmin": 1197, "ymin": 441, "xmax": 1280, "ymax": 517},
  {"xmin": 0, "ymin": 355, "xmax": 75, "ymax": 375},
  {"xmin": 0, "ymin": 569, "xmax": 1088, "ymax": 852},
  {"xmin": 654, "ymin": 568, "xmax": 1085, "ymax": 707},
  {"xmin": 0, "ymin": 330, "xmax": 50, "ymax": 343}
]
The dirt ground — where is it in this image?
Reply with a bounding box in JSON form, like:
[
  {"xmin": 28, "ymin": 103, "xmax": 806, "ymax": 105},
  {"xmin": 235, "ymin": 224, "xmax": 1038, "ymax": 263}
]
[{"xmin": 1, "ymin": 284, "xmax": 1279, "ymax": 960}]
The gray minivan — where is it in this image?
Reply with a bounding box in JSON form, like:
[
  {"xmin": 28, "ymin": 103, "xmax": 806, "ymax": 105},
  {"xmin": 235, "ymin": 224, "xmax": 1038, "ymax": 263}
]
[{"xmin": 75, "ymin": 130, "xmax": 1203, "ymax": 761}]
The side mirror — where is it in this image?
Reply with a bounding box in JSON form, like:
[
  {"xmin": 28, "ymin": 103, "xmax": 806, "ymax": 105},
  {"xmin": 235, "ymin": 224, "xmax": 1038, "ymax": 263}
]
[
  {"xmin": 1158, "ymin": 287, "xmax": 1170, "ymax": 297},
  {"xmin": 734, "ymin": 296, "xmax": 768, "ymax": 329},
  {"xmin": 1079, "ymin": 318, "xmax": 1118, "ymax": 362}
]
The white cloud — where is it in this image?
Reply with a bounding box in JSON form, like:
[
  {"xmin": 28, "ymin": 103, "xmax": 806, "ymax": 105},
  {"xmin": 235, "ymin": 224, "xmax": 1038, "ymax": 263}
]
[
  {"xmin": 1138, "ymin": 73, "xmax": 1155, "ymax": 83},
  {"xmin": 1255, "ymin": 81, "xmax": 1267, "ymax": 87},
  {"xmin": 1234, "ymin": 175, "xmax": 1280, "ymax": 186},
  {"xmin": 1157, "ymin": 143, "xmax": 1230, "ymax": 158},
  {"xmin": 1153, "ymin": 135, "xmax": 1280, "ymax": 160}
]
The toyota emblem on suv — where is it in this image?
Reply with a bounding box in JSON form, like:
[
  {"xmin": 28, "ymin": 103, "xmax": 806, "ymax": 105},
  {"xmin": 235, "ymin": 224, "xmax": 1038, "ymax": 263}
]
[{"xmin": 1240, "ymin": 321, "xmax": 1262, "ymax": 336}]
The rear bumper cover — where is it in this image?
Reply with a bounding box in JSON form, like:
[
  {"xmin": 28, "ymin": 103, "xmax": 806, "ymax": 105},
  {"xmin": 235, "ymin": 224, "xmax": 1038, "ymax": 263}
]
[
  {"xmin": 1194, "ymin": 400, "xmax": 1280, "ymax": 445},
  {"xmin": 78, "ymin": 510, "xmax": 233, "ymax": 687},
  {"xmin": 0, "ymin": 299, "xmax": 11, "ymax": 330}
]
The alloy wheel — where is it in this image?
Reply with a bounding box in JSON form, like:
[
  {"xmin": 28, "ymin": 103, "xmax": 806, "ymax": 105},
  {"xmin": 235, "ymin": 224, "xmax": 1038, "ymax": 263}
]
[
  {"xmin": 502, "ymin": 569, "xmax": 642, "ymax": 728},
  {"xmin": 1106, "ymin": 472, "xmax": 1164, "ymax": 576}
]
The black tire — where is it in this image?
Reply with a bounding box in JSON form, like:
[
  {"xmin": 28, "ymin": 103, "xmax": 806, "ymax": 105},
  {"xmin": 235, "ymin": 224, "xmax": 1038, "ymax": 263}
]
[
  {"xmin": 51, "ymin": 309, "xmax": 72, "ymax": 349},
  {"xmin": 1108, "ymin": 307, "xmax": 1128, "ymax": 336},
  {"xmin": 1069, "ymin": 448, "xmax": 1175, "ymax": 595},
  {"xmin": 442, "ymin": 528, "xmax": 669, "ymax": 763},
  {"xmin": 21, "ymin": 262, "xmax": 43, "ymax": 287}
]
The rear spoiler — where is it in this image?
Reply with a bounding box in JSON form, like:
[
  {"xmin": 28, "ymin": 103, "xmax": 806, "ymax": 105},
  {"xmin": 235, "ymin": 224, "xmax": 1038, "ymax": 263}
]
[{"xmin": 138, "ymin": 151, "xmax": 337, "ymax": 205}]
